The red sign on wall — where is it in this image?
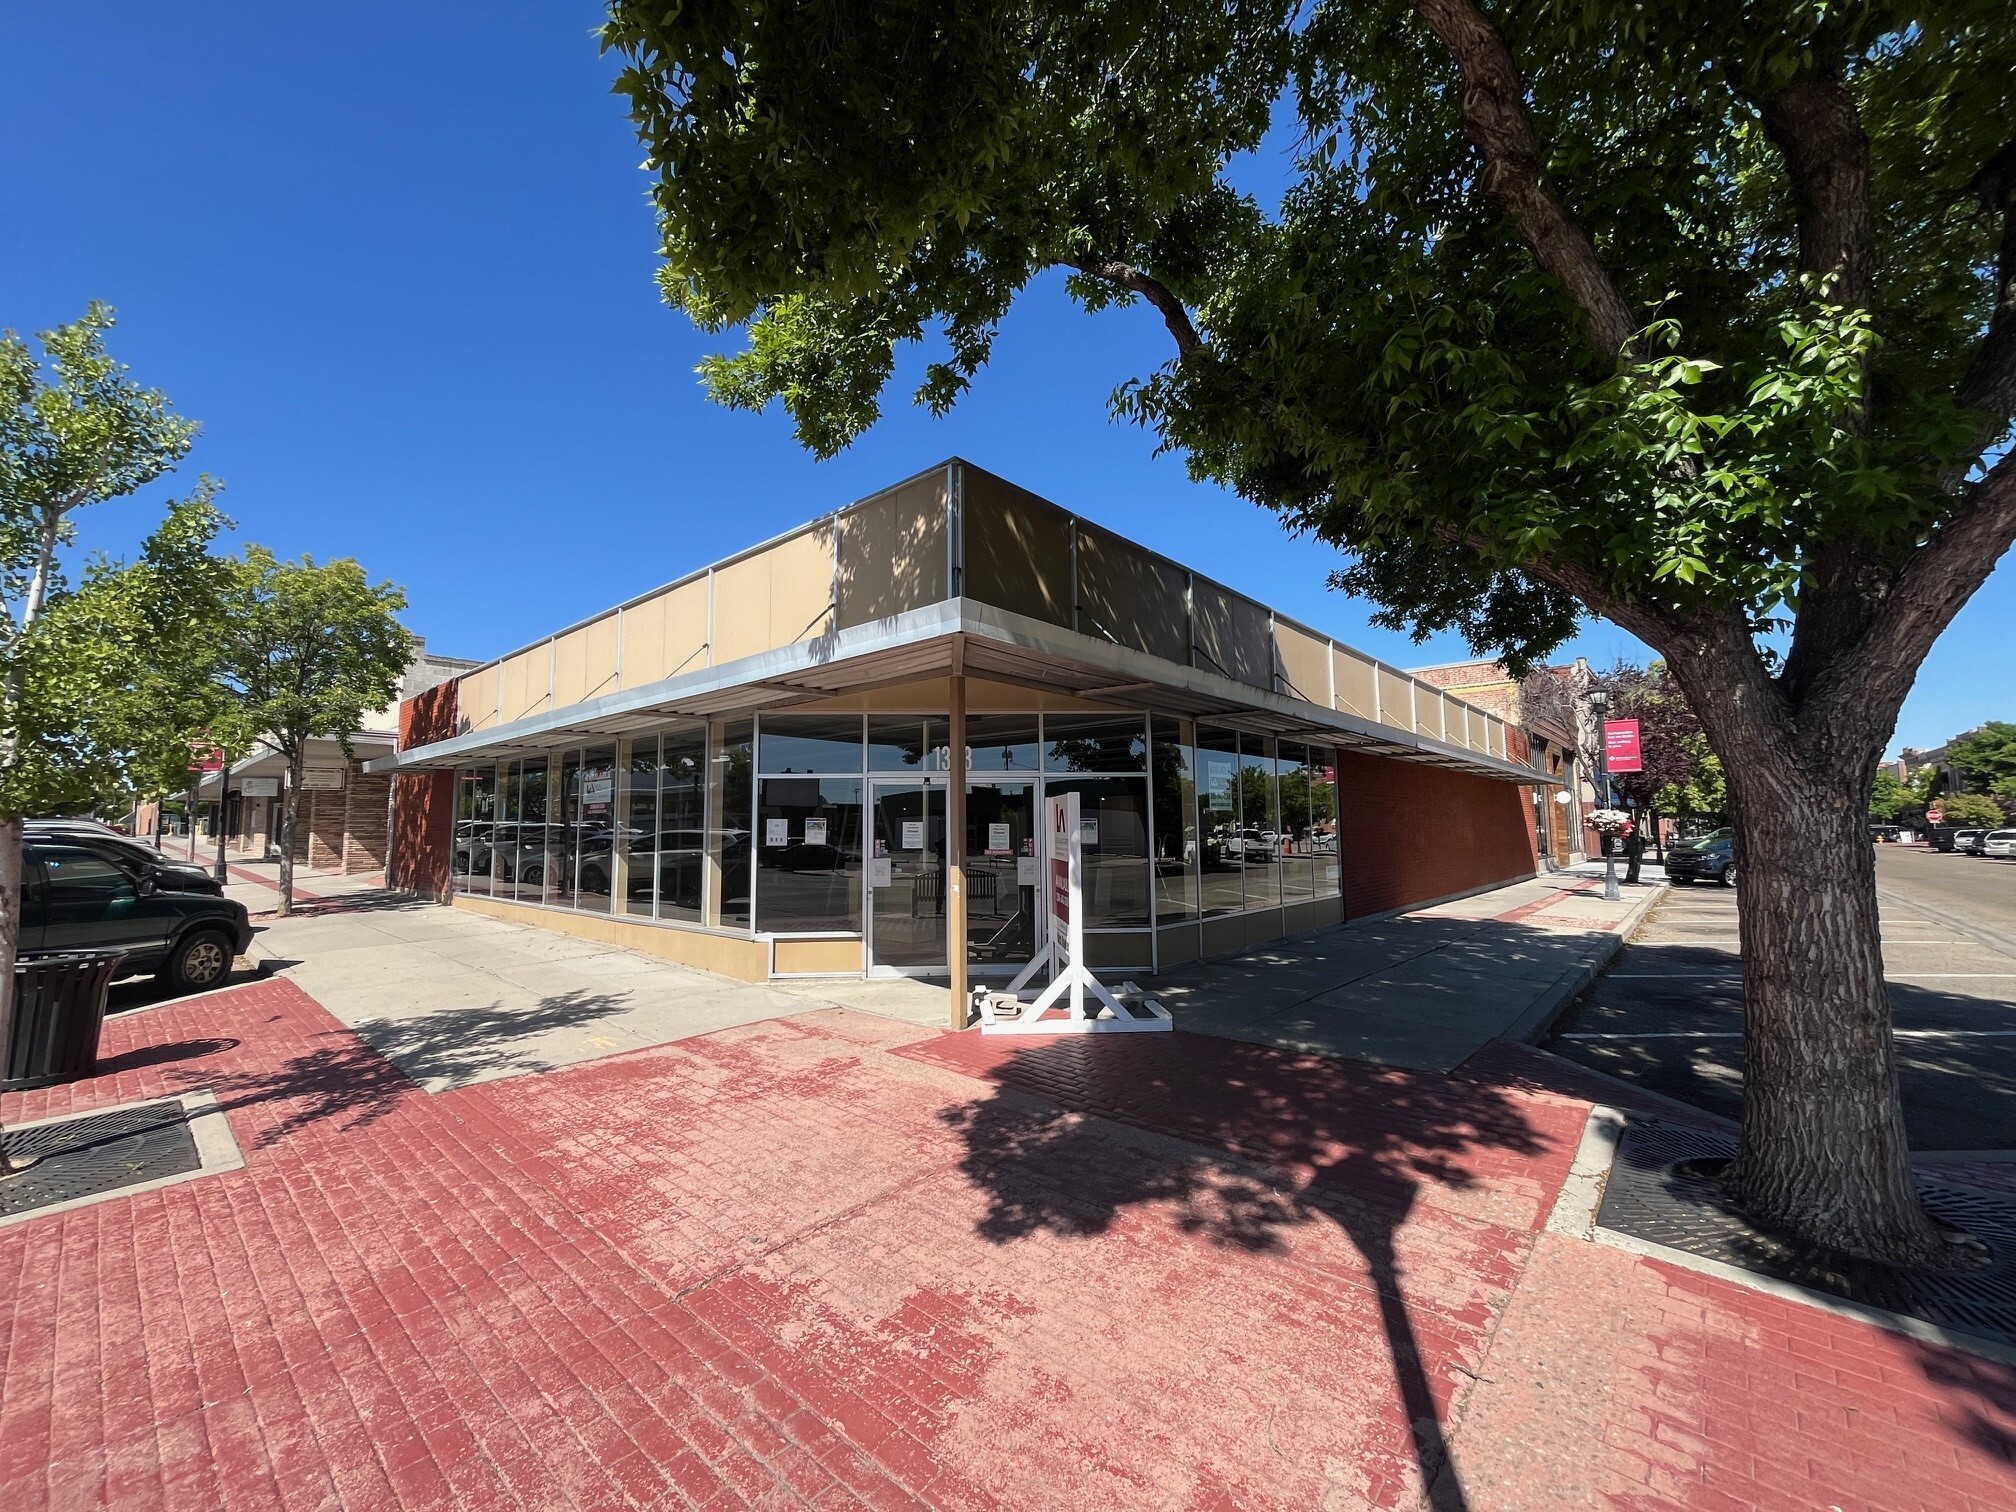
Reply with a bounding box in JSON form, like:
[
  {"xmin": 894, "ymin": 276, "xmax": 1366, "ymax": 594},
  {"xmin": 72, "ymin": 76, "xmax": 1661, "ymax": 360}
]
[{"xmin": 1604, "ymin": 719, "xmax": 1643, "ymax": 774}]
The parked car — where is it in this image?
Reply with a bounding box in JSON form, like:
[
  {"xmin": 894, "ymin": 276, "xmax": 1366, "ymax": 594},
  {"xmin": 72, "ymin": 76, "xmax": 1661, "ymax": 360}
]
[
  {"xmin": 1665, "ymin": 833, "xmax": 1737, "ymax": 887},
  {"xmin": 25, "ymin": 822, "xmax": 223, "ymax": 896},
  {"xmin": 21, "ymin": 836, "xmax": 253, "ymax": 993},
  {"xmin": 1985, "ymin": 830, "xmax": 2016, "ymax": 859},
  {"xmin": 1953, "ymin": 829, "xmax": 1988, "ymax": 855}
]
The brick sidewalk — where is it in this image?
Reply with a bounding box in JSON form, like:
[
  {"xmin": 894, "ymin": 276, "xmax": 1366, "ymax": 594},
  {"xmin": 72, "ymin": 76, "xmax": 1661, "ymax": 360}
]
[{"xmin": 3, "ymin": 980, "xmax": 2012, "ymax": 1509}]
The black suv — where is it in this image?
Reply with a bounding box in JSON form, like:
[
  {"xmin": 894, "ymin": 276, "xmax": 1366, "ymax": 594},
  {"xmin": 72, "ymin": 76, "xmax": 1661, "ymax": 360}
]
[
  {"xmin": 22, "ymin": 836, "xmax": 253, "ymax": 993},
  {"xmin": 25, "ymin": 822, "xmax": 223, "ymax": 895},
  {"xmin": 1666, "ymin": 831, "xmax": 1737, "ymax": 887}
]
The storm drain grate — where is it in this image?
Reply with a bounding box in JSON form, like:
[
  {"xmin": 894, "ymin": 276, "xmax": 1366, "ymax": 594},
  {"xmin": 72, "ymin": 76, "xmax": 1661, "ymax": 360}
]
[
  {"xmin": 1598, "ymin": 1118, "xmax": 2016, "ymax": 1345},
  {"xmin": 1, "ymin": 1100, "xmax": 201, "ymax": 1218}
]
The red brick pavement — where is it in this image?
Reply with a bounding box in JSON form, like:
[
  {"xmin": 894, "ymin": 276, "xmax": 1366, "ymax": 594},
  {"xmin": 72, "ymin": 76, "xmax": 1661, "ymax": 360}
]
[{"xmin": 3, "ymin": 979, "xmax": 2013, "ymax": 1510}]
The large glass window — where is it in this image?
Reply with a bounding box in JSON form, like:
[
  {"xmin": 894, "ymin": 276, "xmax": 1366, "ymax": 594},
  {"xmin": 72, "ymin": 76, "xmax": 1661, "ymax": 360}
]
[
  {"xmin": 518, "ymin": 757, "xmax": 557, "ymax": 905},
  {"xmin": 1044, "ymin": 715, "xmax": 1147, "ymax": 773},
  {"xmin": 495, "ymin": 761, "xmax": 523, "ymax": 897},
  {"xmin": 1195, "ymin": 728, "xmax": 1242, "ymax": 917},
  {"xmin": 1278, "ymin": 742, "xmax": 1318, "ymax": 905},
  {"xmin": 963, "ymin": 716, "xmax": 1040, "ymax": 773},
  {"xmin": 756, "ymin": 777, "xmax": 864, "ymax": 932},
  {"xmin": 712, "ymin": 719, "xmax": 753, "ymax": 929},
  {"xmin": 867, "ymin": 717, "xmax": 948, "ymax": 772},
  {"xmin": 1311, "ymin": 748, "xmax": 1341, "ymax": 899},
  {"xmin": 453, "ymin": 767, "xmax": 495, "ymax": 895},
  {"xmin": 758, "ymin": 715, "xmax": 863, "ymax": 774},
  {"xmin": 1238, "ymin": 736, "xmax": 1281, "ymax": 910},
  {"xmin": 1045, "ymin": 776, "xmax": 1150, "ymax": 928},
  {"xmin": 556, "ymin": 750, "xmax": 582, "ymax": 907},
  {"xmin": 623, "ymin": 739, "xmax": 659, "ymax": 919},
  {"xmin": 1151, "ymin": 718, "xmax": 1197, "ymax": 924},
  {"xmin": 657, "ymin": 727, "xmax": 707, "ymax": 924},
  {"xmin": 573, "ymin": 745, "xmax": 618, "ymax": 914}
]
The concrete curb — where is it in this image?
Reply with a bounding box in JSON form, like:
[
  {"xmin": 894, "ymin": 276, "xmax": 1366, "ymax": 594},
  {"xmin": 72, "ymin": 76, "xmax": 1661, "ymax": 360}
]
[{"xmin": 1500, "ymin": 880, "xmax": 1669, "ymax": 1047}]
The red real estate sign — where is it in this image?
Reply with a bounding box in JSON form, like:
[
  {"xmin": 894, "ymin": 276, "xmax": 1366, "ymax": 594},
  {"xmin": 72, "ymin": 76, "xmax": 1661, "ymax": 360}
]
[{"xmin": 1604, "ymin": 719, "xmax": 1643, "ymax": 774}]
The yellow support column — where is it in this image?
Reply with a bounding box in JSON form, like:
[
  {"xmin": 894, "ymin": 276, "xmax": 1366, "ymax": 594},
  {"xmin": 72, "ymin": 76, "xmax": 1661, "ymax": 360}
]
[{"xmin": 947, "ymin": 660, "xmax": 969, "ymax": 1028}]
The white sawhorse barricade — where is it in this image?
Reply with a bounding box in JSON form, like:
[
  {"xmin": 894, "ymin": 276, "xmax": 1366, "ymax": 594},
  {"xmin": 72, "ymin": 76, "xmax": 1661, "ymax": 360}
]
[{"xmin": 972, "ymin": 791, "xmax": 1172, "ymax": 1035}]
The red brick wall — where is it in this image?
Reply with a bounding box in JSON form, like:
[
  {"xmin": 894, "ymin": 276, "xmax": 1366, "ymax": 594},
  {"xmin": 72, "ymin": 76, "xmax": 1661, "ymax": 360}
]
[
  {"xmin": 1337, "ymin": 751, "xmax": 1539, "ymax": 919},
  {"xmin": 389, "ymin": 682, "xmax": 459, "ymax": 898}
]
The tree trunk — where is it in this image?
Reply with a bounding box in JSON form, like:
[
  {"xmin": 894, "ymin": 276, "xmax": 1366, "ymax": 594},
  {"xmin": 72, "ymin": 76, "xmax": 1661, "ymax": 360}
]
[
  {"xmin": 0, "ymin": 815, "xmax": 21, "ymax": 1176},
  {"xmin": 1692, "ymin": 692, "xmax": 1957, "ymax": 1266},
  {"xmin": 277, "ymin": 751, "xmax": 303, "ymax": 918}
]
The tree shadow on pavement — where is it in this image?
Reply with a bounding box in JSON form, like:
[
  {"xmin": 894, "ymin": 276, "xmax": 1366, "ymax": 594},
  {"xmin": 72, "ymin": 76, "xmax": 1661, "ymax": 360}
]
[
  {"xmin": 161, "ymin": 989, "xmax": 635, "ymax": 1149},
  {"xmin": 1908, "ymin": 1335, "xmax": 2016, "ymax": 1466},
  {"xmin": 93, "ymin": 1038, "xmax": 240, "ymax": 1075},
  {"xmin": 935, "ymin": 1034, "xmax": 1559, "ymax": 1511},
  {"xmin": 340, "ymin": 987, "xmax": 638, "ymax": 1091}
]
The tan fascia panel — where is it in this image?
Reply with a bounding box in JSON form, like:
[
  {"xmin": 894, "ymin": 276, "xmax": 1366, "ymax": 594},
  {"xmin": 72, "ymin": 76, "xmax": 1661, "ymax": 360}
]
[{"xmin": 372, "ymin": 595, "xmax": 1555, "ymax": 788}]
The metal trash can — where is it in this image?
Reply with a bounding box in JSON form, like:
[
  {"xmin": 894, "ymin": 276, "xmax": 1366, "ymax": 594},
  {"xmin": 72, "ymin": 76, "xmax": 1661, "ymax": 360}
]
[{"xmin": 4, "ymin": 952, "xmax": 126, "ymax": 1091}]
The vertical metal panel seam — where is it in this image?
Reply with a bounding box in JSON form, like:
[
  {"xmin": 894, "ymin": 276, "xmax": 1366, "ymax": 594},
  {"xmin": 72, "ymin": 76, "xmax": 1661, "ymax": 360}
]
[
  {"xmin": 1185, "ymin": 573, "xmax": 1197, "ymax": 671},
  {"xmin": 1069, "ymin": 518, "xmax": 1080, "ymax": 632}
]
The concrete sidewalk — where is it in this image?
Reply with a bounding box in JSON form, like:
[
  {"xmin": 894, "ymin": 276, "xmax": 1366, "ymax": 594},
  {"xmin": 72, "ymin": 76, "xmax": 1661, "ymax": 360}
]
[
  {"xmin": 243, "ymin": 893, "xmax": 948, "ymax": 1092},
  {"xmin": 1157, "ymin": 862, "xmax": 1665, "ymax": 1071},
  {"xmin": 216, "ymin": 863, "xmax": 1660, "ymax": 1094}
]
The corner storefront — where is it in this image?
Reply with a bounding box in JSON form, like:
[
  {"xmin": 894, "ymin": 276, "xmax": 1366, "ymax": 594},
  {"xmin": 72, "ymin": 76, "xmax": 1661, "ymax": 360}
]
[{"xmin": 371, "ymin": 461, "xmax": 1557, "ymax": 1018}]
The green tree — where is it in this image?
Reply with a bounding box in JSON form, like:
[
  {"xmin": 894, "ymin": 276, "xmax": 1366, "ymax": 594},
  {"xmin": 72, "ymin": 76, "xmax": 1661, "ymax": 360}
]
[
  {"xmin": 215, "ymin": 548, "xmax": 412, "ymax": 917},
  {"xmin": 1, "ymin": 306, "xmax": 231, "ymax": 1170},
  {"xmin": 1946, "ymin": 722, "xmax": 2016, "ymax": 791},
  {"xmin": 1992, "ymin": 776, "xmax": 2016, "ymax": 821},
  {"xmin": 1936, "ymin": 791, "xmax": 2003, "ymax": 828},
  {"xmin": 600, "ymin": 0, "xmax": 2016, "ymax": 1264},
  {"xmin": 1867, "ymin": 769, "xmax": 1911, "ymax": 822}
]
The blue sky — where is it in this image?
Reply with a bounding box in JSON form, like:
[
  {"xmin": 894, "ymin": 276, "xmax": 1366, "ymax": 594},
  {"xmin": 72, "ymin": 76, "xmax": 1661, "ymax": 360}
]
[{"xmin": 5, "ymin": 3, "xmax": 2007, "ymax": 756}]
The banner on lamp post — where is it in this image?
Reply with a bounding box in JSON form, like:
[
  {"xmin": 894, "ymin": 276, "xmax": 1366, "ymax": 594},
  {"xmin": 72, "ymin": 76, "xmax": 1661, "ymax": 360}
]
[{"xmin": 1603, "ymin": 719, "xmax": 1643, "ymax": 774}]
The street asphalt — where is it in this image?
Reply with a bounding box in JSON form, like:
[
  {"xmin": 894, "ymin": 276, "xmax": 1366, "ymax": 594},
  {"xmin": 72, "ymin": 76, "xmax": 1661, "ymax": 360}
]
[{"xmin": 1547, "ymin": 844, "xmax": 2016, "ymax": 1151}]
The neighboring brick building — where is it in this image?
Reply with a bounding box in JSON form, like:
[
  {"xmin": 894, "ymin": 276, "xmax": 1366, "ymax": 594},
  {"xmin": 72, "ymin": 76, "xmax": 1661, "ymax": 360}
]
[{"xmin": 1412, "ymin": 657, "xmax": 1587, "ymax": 867}]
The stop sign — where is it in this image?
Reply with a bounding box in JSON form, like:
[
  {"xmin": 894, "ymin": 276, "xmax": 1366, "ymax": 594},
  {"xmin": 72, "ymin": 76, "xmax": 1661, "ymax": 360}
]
[{"xmin": 1927, "ymin": 808, "xmax": 1944, "ymax": 824}]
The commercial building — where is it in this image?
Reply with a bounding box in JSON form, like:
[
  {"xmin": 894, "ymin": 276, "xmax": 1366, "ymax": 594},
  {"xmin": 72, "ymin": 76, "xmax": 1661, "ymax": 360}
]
[
  {"xmin": 193, "ymin": 641, "xmax": 480, "ymax": 872},
  {"xmin": 373, "ymin": 462, "xmax": 1559, "ymax": 1015}
]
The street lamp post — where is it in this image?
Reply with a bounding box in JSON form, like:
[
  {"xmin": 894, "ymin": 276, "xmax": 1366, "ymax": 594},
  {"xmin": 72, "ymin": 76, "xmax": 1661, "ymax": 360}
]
[
  {"xmin": 1590, "ymin": 688, "xmax": 1619, "ymax": 901},
  {"xmin": 213, "ymin": 766, "xmax": 231, "ymax": 886}
]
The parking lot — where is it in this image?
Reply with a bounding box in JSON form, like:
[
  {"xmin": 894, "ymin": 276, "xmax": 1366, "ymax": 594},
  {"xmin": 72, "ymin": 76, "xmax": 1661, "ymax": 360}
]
[{"xmin": 1549, "ymin": 845, "xmax": 2016, "ymax": 1150}]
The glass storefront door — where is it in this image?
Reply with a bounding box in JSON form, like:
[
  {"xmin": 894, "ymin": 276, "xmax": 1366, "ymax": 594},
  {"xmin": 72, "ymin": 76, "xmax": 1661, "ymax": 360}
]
[
  {"xmin": 965, "ymin": 779, "xmax": 1037, "ymax": 973},
  {"xmin": 867, "ymin": 779, "xmax": 946, "ymax": 975}
]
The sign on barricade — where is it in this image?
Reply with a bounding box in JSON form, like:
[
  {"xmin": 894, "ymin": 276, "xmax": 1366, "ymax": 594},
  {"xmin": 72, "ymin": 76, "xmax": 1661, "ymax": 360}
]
[{"xmin": 973, "ymin": 791, "xmax": 1172, "ymax": 1035}]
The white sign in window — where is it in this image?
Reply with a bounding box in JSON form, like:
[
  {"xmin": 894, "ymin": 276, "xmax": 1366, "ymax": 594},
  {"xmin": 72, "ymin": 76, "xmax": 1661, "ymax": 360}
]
[
  {"xmin": 986, "ymin": 822, "xmax": 1012, "ymax": 855},
  {"xmin": 765, "ymin": 818, "xmax": 789, "ymax": 847},
  {"xmin": 900, "ymin": 819, "xmax": 924, "ymax": 850},
  {"xmin": 1015, "ymin": 856, "xmax": 1039, "ymax": 886},
  {"xmin": 868, "ymin": 856, "xmax": 893, "ymax": 887},
  {"xmin": 804, "ymin": 817, "xmax": 828, "ymax": 847},
  {"xmin": 1080, "ymin": 817, "xmax": 1100, "ymax": 847}
]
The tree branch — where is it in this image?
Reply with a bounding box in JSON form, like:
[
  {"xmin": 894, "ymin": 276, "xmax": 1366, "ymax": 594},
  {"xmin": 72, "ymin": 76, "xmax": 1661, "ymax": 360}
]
[
  {"xmin": 1059, "ymin": 256, "xmax": 1201, "ymax": 359},
  {"xmin": 1957, "ymin": 136, "xmax": 2016, "ymax": 431},
  {"xmin": 1814, "ymin": 448, "xmax": 2016, "ymax": 750},
  {"xmin": 1407, "ymin": 0, "xmax": 1639, "ymax": 360},
  {"xmin": 1749, "ymin": 73, "xmax": 1875, "ymax": 310}
]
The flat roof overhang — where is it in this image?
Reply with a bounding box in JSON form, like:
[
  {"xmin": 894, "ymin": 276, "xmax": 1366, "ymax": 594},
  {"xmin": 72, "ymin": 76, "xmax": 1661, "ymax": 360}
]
[{"xmin": 363, "ymin": 599, "xmax": 1561, "ymax": 787}]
